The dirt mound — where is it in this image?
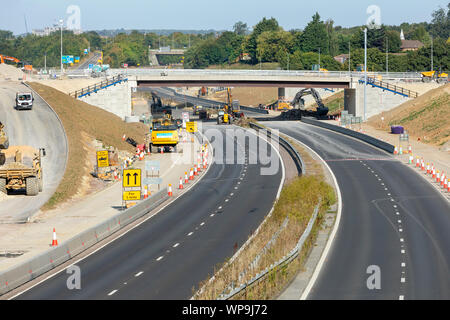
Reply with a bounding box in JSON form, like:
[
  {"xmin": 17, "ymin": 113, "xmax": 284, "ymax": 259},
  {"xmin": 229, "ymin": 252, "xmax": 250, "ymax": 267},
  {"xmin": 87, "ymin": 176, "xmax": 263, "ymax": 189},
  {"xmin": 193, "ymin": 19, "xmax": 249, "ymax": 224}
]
[
  {"xmin": 368, "ymin": 84, "xmax": 450, "ymax": 146},
  {"xmin": 208, "ymin": 87, "xmax": 277, "ymax": 107},
  {"xmin": 0, "ymin": 64, "xmax": 24, "ymax": 80},
  {"xmin": 28, "ymin": 82, "xmax": 148, "ymax": 210}
]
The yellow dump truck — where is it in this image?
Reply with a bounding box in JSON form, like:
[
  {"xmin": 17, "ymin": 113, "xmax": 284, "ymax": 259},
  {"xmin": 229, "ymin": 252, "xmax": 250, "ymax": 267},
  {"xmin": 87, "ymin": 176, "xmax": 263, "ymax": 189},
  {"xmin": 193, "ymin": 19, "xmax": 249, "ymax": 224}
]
[
  {"xmin": 0, "ymin": 146, "xmax": 46, "ymax": 196},
  {"xmin": 150, "ymin": 118, "xmax": 180, "ymax": 153},
  {"xmin": 421, "ymin": 71, "xmax": 448, "ymax": 83}
]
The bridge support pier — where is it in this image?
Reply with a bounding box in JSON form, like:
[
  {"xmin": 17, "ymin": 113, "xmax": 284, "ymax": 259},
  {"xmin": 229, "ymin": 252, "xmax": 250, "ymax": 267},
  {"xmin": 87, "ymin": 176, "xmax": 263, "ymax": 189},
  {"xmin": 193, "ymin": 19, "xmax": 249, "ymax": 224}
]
[{"xmin": 278, "ymin": 88, "xmax": 285, "ymax": 100}]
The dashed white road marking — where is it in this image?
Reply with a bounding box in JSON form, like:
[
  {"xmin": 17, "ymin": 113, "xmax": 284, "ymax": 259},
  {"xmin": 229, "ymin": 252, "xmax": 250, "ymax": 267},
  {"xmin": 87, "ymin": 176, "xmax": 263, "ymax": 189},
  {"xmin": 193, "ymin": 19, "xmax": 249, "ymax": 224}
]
[
  {"xmin": 173, "ymin": 243, "xmax": 179, "ymax": 248},
  {"xmin": 401, "ymin": 277, "xmax": 406, "ymax": 283},
  {"xmin": 218, "ymin": 206, "xmax": 222, "ymax": 210},
  {"xmin": 401, "ymin": 263, "xmax": 406, "ymax": 267},
  {"xmin": 210, "ymin": 214, "xmax": 215, "ymax": 217},
  {"xmin": 401, "ymin": 249, "xmax": 406, "ymax": 254},
  {"xmin": 225, "ymin": 199, "xmax": 229, "ymax": 202},
  {"xmin": 399, "ymin": 295, "xmax": 404, "ymax": 300},
  {"xmin": 108, "ymin": 290, "xmax": 118, "ymax": 296},
  {"xmin": 200, "ymin": 222, "xmax": 205, "ymax": 226},
  {"xmin": 156, "ymin": 256, "xmax": 164, "ymax": 261},
  {"xmin": 188, "ymin": 232, "xmax": 193, "ymax": 236},
  {"xmin": 135, "ymin": 271, "xmax": 143, "ymax": 277},
  {"xmin": 400, "ymin": 238, "xmax": 404, "ymax": 242}
]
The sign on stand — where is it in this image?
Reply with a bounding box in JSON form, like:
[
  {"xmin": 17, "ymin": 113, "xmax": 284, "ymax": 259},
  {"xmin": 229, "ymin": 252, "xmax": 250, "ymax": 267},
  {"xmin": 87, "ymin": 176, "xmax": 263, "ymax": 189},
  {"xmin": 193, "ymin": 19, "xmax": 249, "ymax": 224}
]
[
  {"xmin": 145, "ymin": 160, "xmax": 161, "ymax": 191},
  {"xmin": 122, "ymin": 168, "xmax": 142, "ymax": 209}
]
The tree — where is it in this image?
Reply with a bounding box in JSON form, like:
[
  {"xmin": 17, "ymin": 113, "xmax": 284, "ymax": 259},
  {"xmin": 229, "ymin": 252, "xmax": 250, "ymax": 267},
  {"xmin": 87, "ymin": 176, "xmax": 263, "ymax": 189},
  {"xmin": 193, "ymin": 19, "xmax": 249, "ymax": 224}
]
[
  {"xmin": 245, "ymin": 17, "xmax": 280, "ymax": 63},
  {"xmin": 256, "ymin": 30, "xmax": 294, "ymax": 62},
  {"xmin": 233, "ymin": 21, "xmax": 248, "ymax": 36},
  {"xmin": 299, "ymin": 13, "xmax": 329, "ymax": 55},
  {"xmin": 430, "ymin": 5, "xmax": 450, "ymax": 39}
]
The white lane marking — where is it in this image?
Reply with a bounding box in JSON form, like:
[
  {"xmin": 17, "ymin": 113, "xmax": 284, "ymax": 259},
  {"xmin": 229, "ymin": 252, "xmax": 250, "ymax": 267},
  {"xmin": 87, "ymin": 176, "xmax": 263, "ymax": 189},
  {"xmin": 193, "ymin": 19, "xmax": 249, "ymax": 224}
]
[
  {"xmin": 384, "ymin": 188, "xmax": 388, "ymax": 191},
  {"xmin": 399, "ymin": 295, "xmax": 404, "ymax": 300},
  {"xmin": 401, "ymin": 263, "xmax": 406, "ymax": 267},
  {"xmin": 135, "ymin": 271, "xmax": 143, "ymax": 277},
  {"xmin": 200, "ymin": 222, "xmax": 205, "ymax": 226},
  {"xmin": 210, "ymin": 214, "xmax": 215, "ymax": 217},
  {"xmin": 393, "ymin": 205, "xmax": 398, "ymax": 208},
  {"xmin": 401, "ymin": 249, "xmax": 405, "ymax": 254},
  {"xmin": 237, "ymin": 181, "xmax": 241, "ymax": 184},
  {"xmin": 398, "ymin": 220, "xmax": 402, "ymax": 223},
  {"xmin": 230, "ymin": 193, "xmax": 234, "ymax": 196},
  {"xmin": 218, "ymin": 206, "xmax": 222, "ymax": 210},
  {"xmin": 173, "ymin": 243, "xmax": 179, "ymax": 248},
  {"xmin": 234, "ymin": 187, "xmax": 238, "ymax": 189},
  {"xmin": 156, "ymin": 256, "xmax": 164, "ymax": 261},
  {"xmin": 401, "ymin": 277, "xmax": 406, "ymax": 283},
  {"xmin": 108, "ymin": 290, "xmax": 118, "ymax": 296},
  {"xmin": 399, "ymin": 229, "xmax": 403, "ymax": 232},
  {"xmin": 400, "ymin": 238, "xmax": 404, "ymax": 242},
  {"xmin": 396, "ymin": 212, "xmax": 400, "ymax": 215},
  {"xmin": 188, "ymin": 232, "xmax": 193, "ymax": 236},
  {"xmin": 225, "ymin": 199, "xmax": 229, "ymax": 202}
]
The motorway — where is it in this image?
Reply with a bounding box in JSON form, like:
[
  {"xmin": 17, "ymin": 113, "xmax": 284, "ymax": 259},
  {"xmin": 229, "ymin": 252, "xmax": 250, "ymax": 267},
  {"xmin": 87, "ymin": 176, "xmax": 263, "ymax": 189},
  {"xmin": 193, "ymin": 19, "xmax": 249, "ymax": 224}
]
[
  {"xmin": 0, "ymin": 82, "xmax": 68, "ymax": 223},
  {"xmin": 74, "ymin": 52, "xmax": 102, "ymax": 71},
  {"xmin": 266, "ymin": 121, "xmax": 450, "ymax": 300},
  {"xmin": 15, "ymin": 124, "xmax": 283, "ymax": 299}
]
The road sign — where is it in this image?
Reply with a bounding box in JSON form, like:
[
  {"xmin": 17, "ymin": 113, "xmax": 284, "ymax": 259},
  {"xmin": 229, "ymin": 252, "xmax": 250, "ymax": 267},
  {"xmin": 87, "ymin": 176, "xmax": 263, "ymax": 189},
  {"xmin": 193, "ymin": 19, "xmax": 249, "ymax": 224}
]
[
  {"xmin": 96, "ymin": 150, "xmax": 109, "ymax": 168},
  {"xmin": 186, "ymin": 121, "xmax": 198, "ymax": 133},
  {"xmin": 145, "ymin": 161, "xmax": 160, "ymax": 171},
  {"xmin": 123, "ymin": 190, "xmax": 141, "ymax": 201},
  {"xmin": 143, "ymin": 177, "xmax": 163, "ymax": 185},
  {"xmin": 74, "ymin": 56, "xmax": 80, "ymax": 63},
  {"xmin": 182, "ymin": 112, "xmax": 190, "ymax": 121},
  {"xmin": 123, "ymin": 169, "xmax": 141, "ymax": 187}
]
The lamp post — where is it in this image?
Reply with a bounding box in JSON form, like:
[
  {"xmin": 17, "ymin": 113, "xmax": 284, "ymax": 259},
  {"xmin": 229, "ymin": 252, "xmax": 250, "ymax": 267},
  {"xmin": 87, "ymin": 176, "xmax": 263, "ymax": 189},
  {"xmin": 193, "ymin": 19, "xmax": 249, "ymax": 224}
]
[
  {"xmin": 60, "ymin": 19, "xmax": 64, "ymax": 75},
  {"xmin": 364, "ymin": 28, "xmax": 368, "ymax": 122}
]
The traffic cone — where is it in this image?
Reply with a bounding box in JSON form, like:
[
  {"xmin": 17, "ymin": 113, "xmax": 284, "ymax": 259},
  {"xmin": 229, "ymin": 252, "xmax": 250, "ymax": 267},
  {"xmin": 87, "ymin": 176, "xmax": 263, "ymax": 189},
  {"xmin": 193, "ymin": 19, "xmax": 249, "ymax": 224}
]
[
  {"xmin": 436, "ymin": 171, "xmax": 440, "ymax": 182},
  {"xmin": 160, "ymin": 147, "xmax": 164, "ymax": 154},
  {"xmin": 139, "ymin": 152, "xmax": 144, "ymax": 161},
  {"xmin": 427, "ymin": 163, "xmax": 430, "ymax": 174},
  {"xmin": 441, "ymin": 173, "xmax": 445, "ymax": 186},
  {"xmin": 194, "ymin": 165, "xmax": 198, "ymax": 176},
  {"xmin": 421, "ymin": 159, "xmax": 425, "ymax": 171},
  {"xmin": 444, "ymin": 178, "xmax": 448, "ymax": 190},
  {"xmin": 394, "ymin": 146, "xmax": 398, "ymax": 155},
  {"xmin": 189, "ymin": 168, "xmax": 194, "ymax": 180},
  {"xmin": 432, "ymin": 167, "xmax": 436, "ymax": 179},
  {"xmin": 114, "ymin": 170, "xmax": 118, "ymax": 180},
  {"xmin": 179, "ymin": 177, "xmax": 183, "ymax": 189},
  {"xmin": 52, "ymin": 228, "xmax": 58, "ymax": 247},
  {"xmin": 122, "ymin": 134, "xmax": 126, "ymax": 141},
  {"xmin": 408, "ymin": 145, "xmax": 412, "ymax": 154},
  {"xmin": 185, "ymin": 172, "xmax": 189, "ymax": 184},
  {"xmin": 408, "ymin": 155, "xmax": 413, "ymax": 165},
  {"xmin": 143, "ymin": 186, "xmax": 148, "ymax": 199},
  {"xmin": 168, "ymin": 184, "xmax": 173, "ymax": 196},
  {"xmin": 416, "ymin": 157, "xmax": 420, "ymax": 168}
]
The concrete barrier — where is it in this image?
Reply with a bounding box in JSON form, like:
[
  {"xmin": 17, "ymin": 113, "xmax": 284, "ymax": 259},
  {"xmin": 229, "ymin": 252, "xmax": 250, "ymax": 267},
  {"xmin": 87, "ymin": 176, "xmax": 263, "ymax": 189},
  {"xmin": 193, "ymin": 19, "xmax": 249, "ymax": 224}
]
[
  {"xmin": 301, "ymin": 117, "xmax": 395, "ymax": 154},
  {"xmin": 0, "ymin": 188, "xmax": 168, "ymax": 296}
]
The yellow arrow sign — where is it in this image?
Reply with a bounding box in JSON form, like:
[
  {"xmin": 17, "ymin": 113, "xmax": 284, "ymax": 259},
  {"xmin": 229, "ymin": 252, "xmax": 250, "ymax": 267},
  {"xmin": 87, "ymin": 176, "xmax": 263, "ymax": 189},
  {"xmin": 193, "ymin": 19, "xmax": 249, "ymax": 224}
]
[
  {"xmin": 97, "ymin": 150, "xmax": 109, "ymax": 168},
  {"xmin": 123, "ymin": 190, "xmax": 141, "ymax": 201},
  {"xmin": 123, "ymin": 169, "xmax": 141, "ymax": 187}
]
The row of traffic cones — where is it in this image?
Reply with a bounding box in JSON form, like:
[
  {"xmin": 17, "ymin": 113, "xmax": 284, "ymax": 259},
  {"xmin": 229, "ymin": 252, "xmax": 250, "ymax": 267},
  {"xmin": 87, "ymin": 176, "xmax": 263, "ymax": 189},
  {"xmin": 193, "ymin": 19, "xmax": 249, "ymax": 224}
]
[
  {"xmin": 411, "ymin": 155, "xmax": 450, "ymax": 193},
  {"xmin": 394, "ymin": 145, "xmax": 413, "ymax": 155}
]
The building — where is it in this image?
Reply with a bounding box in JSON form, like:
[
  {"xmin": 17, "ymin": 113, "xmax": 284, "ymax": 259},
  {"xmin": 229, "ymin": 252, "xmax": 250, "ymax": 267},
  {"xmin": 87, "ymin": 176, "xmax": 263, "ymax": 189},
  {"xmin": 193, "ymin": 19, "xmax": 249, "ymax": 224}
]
[
  {"xmin": 32, "ymin": 24, "xmax": 82, "ymax": 36},
  {"xmin": 334, "ymin": 54, "xmax": 349, "ymax": 64},
  {"xmin": 400, "ymin": 40, "xmax": 424, "ymax": 52}
]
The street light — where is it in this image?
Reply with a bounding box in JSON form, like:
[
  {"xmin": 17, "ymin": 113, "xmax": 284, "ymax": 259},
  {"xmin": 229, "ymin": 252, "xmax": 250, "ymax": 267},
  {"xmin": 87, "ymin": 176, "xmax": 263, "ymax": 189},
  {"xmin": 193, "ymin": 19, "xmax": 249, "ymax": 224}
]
[
  {"xmin": 60, "ymin": 19, "xmax": 64, "ymax": 75},
  {"xmin": 364, "ymin": 28, "xmax": 367, "ymax": 121}
]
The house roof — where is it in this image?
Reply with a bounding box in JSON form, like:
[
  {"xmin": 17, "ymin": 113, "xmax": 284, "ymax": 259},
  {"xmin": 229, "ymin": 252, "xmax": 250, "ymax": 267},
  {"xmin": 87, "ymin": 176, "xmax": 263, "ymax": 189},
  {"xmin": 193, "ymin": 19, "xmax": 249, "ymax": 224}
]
[{"xmin": 401, "ymin": 40, "xmax": 424, "ymax": 49}]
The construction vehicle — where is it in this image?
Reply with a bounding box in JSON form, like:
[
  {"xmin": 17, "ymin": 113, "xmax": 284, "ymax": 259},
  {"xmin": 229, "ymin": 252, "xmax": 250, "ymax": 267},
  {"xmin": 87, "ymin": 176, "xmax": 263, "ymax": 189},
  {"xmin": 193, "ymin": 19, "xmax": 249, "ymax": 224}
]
[
  {"xmin": 15, "ymin": 92, "xmax": 34, "ymax": 110},
  {"xmin": 279, "ymin": 88, "xmax": 329, "ymax": 120},
  {"xmin": 421, "ymin": 70, "xmax": 448, "ymax": 83},
  {"xmin": 0, "ymin": 54, "xmax": 20, "ymax": 65},
  {"xmin": 150, "ymin": 115, "xmax": 180, "ymax": 153},
  {"xmin": 193, "ymin": 105, "xmax": 203, "ymax": 116},
  {"xmin": 0, "ymin": 122, "xmax": 9, "ymax": 150},
  {"xmin": 198, "ymin": 109, "xmax": 210, "ymax": 120},
  {"xmin": 0, "ymin": 136, "xmax": 46, "ymax": 196}
]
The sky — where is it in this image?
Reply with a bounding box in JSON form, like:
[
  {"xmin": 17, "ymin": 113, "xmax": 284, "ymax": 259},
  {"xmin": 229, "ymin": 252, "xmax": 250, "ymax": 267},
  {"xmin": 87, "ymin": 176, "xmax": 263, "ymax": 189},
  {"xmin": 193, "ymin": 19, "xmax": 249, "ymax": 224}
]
[{"xmin": 0, "ymin": 0, "xmax": 448, "ymax": 35}]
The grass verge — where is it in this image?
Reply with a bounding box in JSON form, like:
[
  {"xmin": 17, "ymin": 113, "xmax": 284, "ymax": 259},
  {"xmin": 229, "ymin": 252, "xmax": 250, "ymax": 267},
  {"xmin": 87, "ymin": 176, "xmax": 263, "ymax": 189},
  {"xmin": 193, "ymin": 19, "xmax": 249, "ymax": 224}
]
[{"xmin": 28, "ymin": 82, "xmax": 148, "ymax": 210}]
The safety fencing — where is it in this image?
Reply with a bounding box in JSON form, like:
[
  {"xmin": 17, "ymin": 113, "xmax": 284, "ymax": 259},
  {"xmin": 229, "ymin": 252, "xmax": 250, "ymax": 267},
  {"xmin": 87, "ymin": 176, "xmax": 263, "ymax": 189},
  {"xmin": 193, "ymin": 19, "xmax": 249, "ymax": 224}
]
[
  {"xmin": 68, "ymin": 75, "xmax": 128, "ymax": 99},
  {"xmin": 301, "ymin": 117, "xmax": 395, "ymax": 154},
  {"xmin": 249, "ymin": 122, "xmax": 305, "ymax": 175},
  {"xmin": 0, "ymin": 188, "xmax": 168, "ymax": 296},
  {"xmin": 218, "ymin": 201, "xmax": 321, "ymax": 300},
  {"xmin": 359, "ymin": 77, "xmax": 419, "ymax": 98}
]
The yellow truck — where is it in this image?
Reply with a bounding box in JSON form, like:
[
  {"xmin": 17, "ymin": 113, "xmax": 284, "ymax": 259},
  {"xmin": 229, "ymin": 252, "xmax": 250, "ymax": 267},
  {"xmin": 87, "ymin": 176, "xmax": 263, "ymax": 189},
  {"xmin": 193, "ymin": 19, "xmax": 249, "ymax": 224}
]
[
  {"xmin": 150, "ymin": 119, "xmax": 180, "ymax": 153},
  {"xmin": 421, "ymin": 71, "xmax": 448, "ymax": 83}
]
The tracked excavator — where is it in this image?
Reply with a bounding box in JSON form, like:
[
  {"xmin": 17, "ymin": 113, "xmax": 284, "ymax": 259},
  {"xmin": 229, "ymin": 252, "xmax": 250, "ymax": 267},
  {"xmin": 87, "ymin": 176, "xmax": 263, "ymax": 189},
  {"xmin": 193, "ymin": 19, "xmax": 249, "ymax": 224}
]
[{"xmin": 280, "ymin": 88, "xmax": 329, "ymax": 120}]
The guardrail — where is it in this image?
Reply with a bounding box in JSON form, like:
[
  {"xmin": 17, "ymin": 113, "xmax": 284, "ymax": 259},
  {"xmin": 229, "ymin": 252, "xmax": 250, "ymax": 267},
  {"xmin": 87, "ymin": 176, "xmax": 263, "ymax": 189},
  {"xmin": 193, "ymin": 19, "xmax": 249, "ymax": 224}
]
[
  {"xmin": 68, "ymin": 75, "xmax": 128, "ymax": 99},
  {"xmin": 218, "ymin": 201, "xmax": 321, "ymax": 300},
  {"xmin": 359, "ymin": 77, "xmax": 419, "ymax": 98},
  {"xmin": 0, "ymin": 188, "xmax": 169, "ymax": 296},
  {"xmin": 301, "ymin": 117, "xmax": 395, "ymax": 154},
  {"xmin": 249, "ymin": 122, "xmax": 305, "ymax": 175}
]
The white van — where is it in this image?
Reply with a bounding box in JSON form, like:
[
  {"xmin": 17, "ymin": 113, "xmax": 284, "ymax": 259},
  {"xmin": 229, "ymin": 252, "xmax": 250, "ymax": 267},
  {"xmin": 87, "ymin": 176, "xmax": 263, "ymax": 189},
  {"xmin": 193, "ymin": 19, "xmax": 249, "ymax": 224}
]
[{"xmin": 15, "ymin": 92, "xmax": 34, "ymax": 110}]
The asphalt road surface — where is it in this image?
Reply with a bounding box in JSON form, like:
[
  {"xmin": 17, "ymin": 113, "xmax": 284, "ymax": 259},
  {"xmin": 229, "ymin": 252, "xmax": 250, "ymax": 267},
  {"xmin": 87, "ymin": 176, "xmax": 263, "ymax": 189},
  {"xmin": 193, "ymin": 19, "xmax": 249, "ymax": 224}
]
[
  {"xmin": 16, "ymin": 124, "xmax": 282, "ymax": 299},
  {"xmin": 0, "ymin": 82, "xmax": 68, "ymax": 223},
  {"xmin": 266, "ymin": 121, "xmax": 450, "ymax": 300},
  {"xmin": 75, "ymin": 52, "xmax": 102, "ymax": 70}
]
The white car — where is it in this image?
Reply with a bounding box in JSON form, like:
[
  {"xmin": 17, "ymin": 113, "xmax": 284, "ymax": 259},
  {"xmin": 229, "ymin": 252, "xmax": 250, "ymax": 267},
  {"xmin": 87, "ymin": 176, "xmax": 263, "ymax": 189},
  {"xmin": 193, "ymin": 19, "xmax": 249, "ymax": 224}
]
[{"xmin": 15, "ymin": 92, "xmax": 34, "ymax": 110}]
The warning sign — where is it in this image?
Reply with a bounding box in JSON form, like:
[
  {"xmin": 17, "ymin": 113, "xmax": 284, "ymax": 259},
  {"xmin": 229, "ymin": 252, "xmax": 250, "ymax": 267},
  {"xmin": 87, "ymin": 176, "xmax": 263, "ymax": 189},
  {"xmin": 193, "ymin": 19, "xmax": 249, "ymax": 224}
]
[
  {"xmin": 123, "ymin": 169, "xmax": 141, "ymax": 188},
  {"xmin": 96, "ymin": 150, "xmax": 109, "ymax": 168},
  {"xmin": 123, "ymin": 190, "xmax": 141, "ymax": 201},
  {"xmin": 186, "ymin": 121, "xmax": 197, "ymax": 133}
]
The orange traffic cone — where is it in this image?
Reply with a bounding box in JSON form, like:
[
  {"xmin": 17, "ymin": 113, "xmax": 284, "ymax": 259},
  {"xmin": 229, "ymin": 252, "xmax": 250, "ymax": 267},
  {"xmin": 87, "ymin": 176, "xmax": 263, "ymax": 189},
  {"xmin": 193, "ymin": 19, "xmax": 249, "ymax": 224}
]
[
  {"xmin": 179, "ymin": 177, "xmax": 184, "ymax": 189},
  {"xmin": 408, "ymin": 145, "xmax": 412, "ymax": 154},
  {"xmin": 185, "ymin": 172, "xmax": 189, "ymax": 184},
  {"xmin": 194, "ymin": 165, "xmax": 198, "ymax": 176},
  {"xmin": 416, "ymin": 157, "xmax": 420, "ymax": 168},
  {"xmin": 122, "ymin": 134, "xmax": 126, "ymax": 141},
  {"xmin": 441, "ymin": 173, "xmax": 446, "ymax": 186},
  {"xmin": 189, "ymin": 168, "xmax": 194, "ymax": 180},
  {"xmin": 394, "ymin": 146, "xmax": 398, "ymax": 155},
  {"xmin": 143, "ymin": 186, "xmax": 148, "ymax": 199},
  {"xmin": 52, "ymin": 228, "xmax": 58, "ymax": 247},
  {"xmin": 160, "ymin": 147, "xmax": 164, "ymax": 154},
  {"xmin": 168, "ymin": 184, "xmax": 173, "ymax": 196},
  {"xmin": 436, "ymin": 171, "xmax": 440, "ymax": 182}
]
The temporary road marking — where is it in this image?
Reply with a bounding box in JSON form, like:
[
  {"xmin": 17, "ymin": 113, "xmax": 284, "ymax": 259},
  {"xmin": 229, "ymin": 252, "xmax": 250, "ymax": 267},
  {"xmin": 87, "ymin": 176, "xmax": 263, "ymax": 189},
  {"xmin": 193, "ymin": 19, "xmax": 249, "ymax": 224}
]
[
  {"xmin": 399, "ymin": 295, "xmax": 404, "ymax": 300},
  {"xmin": 401, "ymin": 263, "xmax": 406, "ymax": 267},
  {"xmin": 200, "ymin": 222, "xmax": 205, "ymax": 226},
  {"xmin": 400, "ymin": 238, "xmax": 404, "ymax": 242},
  {"xmin": 210, "ymin": 214, "xmax": 215, "ymax": 217},
  {"xmin": 218, "ymin": 206, "xmax": 222, "ymax": 210},
  {"xmin": 230, "ymin": 193, "xmax": 234, "ymax": 196},
  {"xmin": 135, "ymin": 271, "xmax": 143, "ymax": 277},
  {"xmin": 225, "ymin": 199, "xmax": 229, "ymax": 202},
  {"xmin": 108, "ymin": 290, "xmax": 118, "ymax": 296},
  {"xmin": 399, "ymin": 229, "xmax": 403, "ymax": 232},
  {"xmin": 401, "ymin": 250, "xmax": 405, "ymax": 254}
]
